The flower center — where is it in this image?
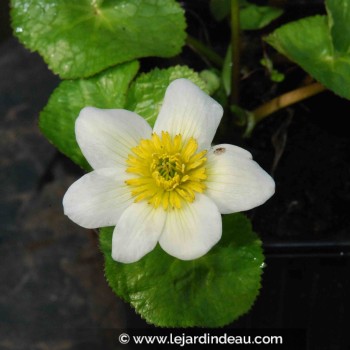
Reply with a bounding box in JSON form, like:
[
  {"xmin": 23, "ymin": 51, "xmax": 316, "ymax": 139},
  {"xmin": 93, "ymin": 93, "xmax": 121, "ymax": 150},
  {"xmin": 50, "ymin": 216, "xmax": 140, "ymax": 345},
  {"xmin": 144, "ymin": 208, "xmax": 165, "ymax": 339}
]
[
  {"xmin": 125, "ymin": 132, "xmax": 207, "ymax": 210},
  {"xmin": 155, "ymin": 155, "xmax": 177, "ymax": 180}
]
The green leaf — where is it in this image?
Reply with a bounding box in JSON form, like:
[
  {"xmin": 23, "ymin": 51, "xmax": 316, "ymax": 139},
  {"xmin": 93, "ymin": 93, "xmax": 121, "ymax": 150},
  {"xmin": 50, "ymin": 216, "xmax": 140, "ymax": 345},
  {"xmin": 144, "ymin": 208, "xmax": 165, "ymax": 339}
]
[
  {"xmin": 266, "ymin": 15, "xmax": 350, "ymax": 99},
  {"xmin": 11, "ymin": 0, "xmax": 186, "ymax": 79},
  {"xmin": 100, "ymin": 213, "xmax": 264, "ymax": 327},
  {"xmin": 39, "ymin": 61, "xmax": 139, "ymax": 170},
  {"xmin": 326, "ymin": 0, "xmax": 350, "ymax": 53},
  {"xmin": 210, "ymin": 0, "xmax": 283, "ymax": 30},
  {"xmin": 240, "ymin": 3, "xmax": 283, "ymax": 30},
  {"xmin": 125, "ymin": 66, "xmax": 208, "ymax": 128}
]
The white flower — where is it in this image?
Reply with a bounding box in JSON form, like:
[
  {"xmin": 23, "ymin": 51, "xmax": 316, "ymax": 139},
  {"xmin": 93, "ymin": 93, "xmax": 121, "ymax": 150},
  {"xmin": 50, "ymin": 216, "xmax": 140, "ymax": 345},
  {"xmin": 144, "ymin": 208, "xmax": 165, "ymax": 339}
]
[{"xmin": 63, "ymin": 78, "xmax": 275, "ymax": 263}]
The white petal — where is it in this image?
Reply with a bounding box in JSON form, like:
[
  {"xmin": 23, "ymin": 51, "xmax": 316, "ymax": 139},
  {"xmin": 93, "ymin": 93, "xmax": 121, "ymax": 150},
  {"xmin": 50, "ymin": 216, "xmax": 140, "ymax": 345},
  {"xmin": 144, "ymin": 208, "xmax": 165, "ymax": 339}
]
[
  {"xmin": 112, "ymin": 202, "xmax": 166, "ymax": 263},
  {"xmin": 153, "ymin": 79, "xmax": 223, "ymax": 151},
  {"xmin": 206, "ymin": 144, "xmax": 275, "ymax": 214},
  {"xmin": 76, "ymin": 107, "xmax": 152, "ymax": 169},
  {"xmin": 159, "ymin": 194, "xmax": 222, "ymax": 260},
  {"xmin": 63, "ymin": 167, "xmax": 133, "ymax": 229}
]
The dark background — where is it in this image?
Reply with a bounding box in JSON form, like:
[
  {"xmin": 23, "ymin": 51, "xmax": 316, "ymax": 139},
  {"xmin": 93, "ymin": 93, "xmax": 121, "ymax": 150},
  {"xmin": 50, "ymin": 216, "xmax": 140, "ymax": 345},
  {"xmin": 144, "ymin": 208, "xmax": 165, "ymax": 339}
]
[{"xmin": 1, "ymin": 1, "xmax": 349, "ymax": 349}]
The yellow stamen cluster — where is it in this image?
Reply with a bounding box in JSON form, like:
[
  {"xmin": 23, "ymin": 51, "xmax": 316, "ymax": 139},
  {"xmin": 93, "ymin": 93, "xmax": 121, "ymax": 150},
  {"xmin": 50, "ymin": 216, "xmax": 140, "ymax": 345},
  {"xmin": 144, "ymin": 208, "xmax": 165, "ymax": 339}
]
[{"xmin": 125, "ymin": 132, "xmax": 207, "ymax": 210}]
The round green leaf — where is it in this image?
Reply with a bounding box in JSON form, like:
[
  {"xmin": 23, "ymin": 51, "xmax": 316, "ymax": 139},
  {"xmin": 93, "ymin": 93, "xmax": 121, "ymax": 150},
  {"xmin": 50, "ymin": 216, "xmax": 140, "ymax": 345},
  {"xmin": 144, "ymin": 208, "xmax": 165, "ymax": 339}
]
[
  {"xmin": 266, "ymin": 15, "xmax": 350, "ymax": 99},
  {"xmin": 125, "ymin": 66, "xmax": 209, "ymax": 128},
  {"xmin": 39, "ymin": 61, "xmax": 139, "ymax": 170},
  {"xmin": 100, "ymin": 213, "xmax": 264, "ymax": 327},
  {"xmin": 11, "ymin": 0, "xmax": 186, "ymax": 79}
]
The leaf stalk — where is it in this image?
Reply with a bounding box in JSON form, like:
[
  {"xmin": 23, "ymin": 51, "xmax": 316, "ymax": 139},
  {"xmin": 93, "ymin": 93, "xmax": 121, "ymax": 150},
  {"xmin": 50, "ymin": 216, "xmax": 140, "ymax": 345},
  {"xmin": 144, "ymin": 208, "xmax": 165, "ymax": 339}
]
[
  {"xmin": 252, "ymin": 82, "xmax": 326, "ymax": 122},
  {"xmin": 186, "ymin": 35, "xmax": 224, "ymax": 68}
]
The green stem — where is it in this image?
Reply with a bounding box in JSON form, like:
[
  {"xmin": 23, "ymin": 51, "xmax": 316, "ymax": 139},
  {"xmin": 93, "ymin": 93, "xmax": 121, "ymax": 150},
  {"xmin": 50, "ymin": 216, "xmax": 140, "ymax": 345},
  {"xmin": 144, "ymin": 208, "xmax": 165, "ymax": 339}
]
[
  {"xmin": 230, "ymin": 0, "xmax": 240, "ymax": 105},
  {"xmin": 186, "ymin": 35, "xmax": 224, "ymax": 68}
]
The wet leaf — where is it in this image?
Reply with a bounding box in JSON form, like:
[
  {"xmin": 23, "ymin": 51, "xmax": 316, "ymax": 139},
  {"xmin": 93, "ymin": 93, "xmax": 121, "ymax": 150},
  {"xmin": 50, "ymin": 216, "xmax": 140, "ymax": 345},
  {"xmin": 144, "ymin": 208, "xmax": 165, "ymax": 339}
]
[{"xmin": 11, "ymin": 0, "xmax": 186, "ymax": 78}]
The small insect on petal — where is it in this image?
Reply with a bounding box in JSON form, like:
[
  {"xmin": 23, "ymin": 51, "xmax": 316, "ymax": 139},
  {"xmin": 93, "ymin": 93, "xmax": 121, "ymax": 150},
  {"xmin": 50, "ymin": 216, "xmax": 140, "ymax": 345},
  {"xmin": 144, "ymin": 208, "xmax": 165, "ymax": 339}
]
[{"xmin": 214, "ymin": 147, "xmax": 226, "ymax": 155}]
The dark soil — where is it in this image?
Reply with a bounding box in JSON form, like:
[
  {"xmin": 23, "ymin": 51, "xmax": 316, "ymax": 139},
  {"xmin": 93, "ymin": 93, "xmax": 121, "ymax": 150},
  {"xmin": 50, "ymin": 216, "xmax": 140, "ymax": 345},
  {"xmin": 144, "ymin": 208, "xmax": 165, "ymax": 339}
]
[{"xmin": 251, "ymin": 93, "xmax": 350, "ymax": 245}]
